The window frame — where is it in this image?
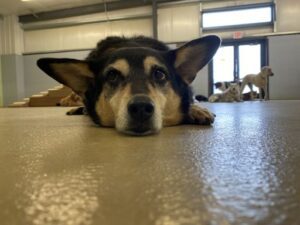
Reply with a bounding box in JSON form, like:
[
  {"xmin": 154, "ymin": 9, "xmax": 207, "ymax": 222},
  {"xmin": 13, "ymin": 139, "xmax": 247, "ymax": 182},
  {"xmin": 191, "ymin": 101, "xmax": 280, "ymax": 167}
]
[{"xmin": 201, "ymin": 2, "xmax": 275, "ymax": 31}]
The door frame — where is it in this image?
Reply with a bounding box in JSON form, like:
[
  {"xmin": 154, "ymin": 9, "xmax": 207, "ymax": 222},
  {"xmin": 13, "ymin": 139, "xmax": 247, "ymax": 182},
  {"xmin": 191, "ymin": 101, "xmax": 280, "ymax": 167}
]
[{"xmin": 208, "ymin": 37, "xmax": 269, "ymax": 95}]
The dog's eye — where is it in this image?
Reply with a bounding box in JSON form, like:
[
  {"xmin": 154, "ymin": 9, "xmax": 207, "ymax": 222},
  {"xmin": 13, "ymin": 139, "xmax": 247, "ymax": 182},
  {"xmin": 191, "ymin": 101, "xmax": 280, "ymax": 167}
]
[
  {"xmin": 152, "ymin": 68, "xmax": 167, "ymax": 82},
  {"xmin": 106, "ymin": 69, "xmax": 121, "ymax": 83}
]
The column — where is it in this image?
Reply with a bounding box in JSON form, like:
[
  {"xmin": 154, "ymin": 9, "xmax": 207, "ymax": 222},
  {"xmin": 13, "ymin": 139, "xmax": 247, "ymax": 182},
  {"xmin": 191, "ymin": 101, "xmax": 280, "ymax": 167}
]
[{"xmin": 0, "ymin": 15, "xmax": 24, "ymax": 106}]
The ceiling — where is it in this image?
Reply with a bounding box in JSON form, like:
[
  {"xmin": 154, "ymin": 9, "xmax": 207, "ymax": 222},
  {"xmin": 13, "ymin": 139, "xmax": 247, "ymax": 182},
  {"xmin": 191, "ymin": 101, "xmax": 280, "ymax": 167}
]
[{"xmin": 0, "ymin": 0, "xmax": 118, "ymax": 16}]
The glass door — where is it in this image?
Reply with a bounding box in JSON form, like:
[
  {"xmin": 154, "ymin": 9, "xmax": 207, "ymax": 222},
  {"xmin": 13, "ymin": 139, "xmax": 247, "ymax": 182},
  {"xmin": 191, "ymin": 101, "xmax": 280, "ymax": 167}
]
[
  {"xmin": 210, "ymin": 39, "xmax": 267, "ymax": 96},
  {"xmin": 212, "ymin": 46, "xmax": 234, "ymax": 93},
  {"xmin": 239, "ymin": 44, "xmax": 261, "ymax": 93}
]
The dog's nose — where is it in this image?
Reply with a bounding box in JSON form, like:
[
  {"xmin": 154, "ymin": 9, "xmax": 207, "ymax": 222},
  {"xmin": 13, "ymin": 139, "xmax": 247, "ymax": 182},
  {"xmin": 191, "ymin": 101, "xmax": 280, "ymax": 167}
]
[{"xmin": 128, "ymin": 96, "xmax": 154, "ymax": 122}]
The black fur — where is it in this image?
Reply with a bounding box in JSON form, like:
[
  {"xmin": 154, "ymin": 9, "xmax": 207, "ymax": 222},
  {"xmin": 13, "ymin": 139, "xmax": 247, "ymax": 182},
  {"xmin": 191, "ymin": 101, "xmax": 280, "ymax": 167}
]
[
  {"xmin": 214, "ymin": 81, "xmax": 231, "ymax": 90},
  {"xmin": 195, "ymin": 95, "xmax": 208, "ymax": 102},
  {"xmin": 86, "ymin": 36, "xmax": 169, "ymax": 61}
]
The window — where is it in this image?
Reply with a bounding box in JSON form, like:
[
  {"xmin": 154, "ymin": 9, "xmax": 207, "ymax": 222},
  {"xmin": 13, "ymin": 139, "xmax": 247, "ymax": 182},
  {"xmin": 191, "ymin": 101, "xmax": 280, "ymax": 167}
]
[{"xmin": 202, "ymin": 3, "xmax": 274, "ymax": 30}]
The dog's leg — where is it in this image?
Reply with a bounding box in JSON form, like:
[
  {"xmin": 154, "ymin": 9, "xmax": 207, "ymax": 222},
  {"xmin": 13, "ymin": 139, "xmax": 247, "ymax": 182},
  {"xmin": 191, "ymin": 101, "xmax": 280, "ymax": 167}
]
[
  {"xmin": 259, "ymin": 88, "xmax": 263, "ymax": 100},
  {"xmin": 264, "ymin": 82, "xmax": 269, "ymax": 100},
  {"xmin": 185, "ymin": 104, "xmax": 215, "ymax": 125},
  {"xmin": 235, "ymin": 95, "xmax": 242, "ymax": 102},
  {"xmin": 66, "ymin": 107, "xmax": 86, "ymax": 115},
  {"xmin": 208, "ymin": 94, "xmax": 219, "ymax": 103},
  {"xmin": 261, "ymin": 87, "xmax": 268, "ymax": 100},
  {"xmin": 248, "ymin": 83, "xmax": 254, "ymax": 100},
  {"xmin": 240, "ymin": 82, "xmax": 245, "ymax": 97}
]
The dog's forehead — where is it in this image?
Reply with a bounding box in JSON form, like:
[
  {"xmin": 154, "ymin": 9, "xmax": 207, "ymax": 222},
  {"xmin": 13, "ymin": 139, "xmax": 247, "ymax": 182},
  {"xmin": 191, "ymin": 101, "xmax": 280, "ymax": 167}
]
[
  {"xmin": 107, "ymin": 47, "xmax": 165, "ymax": 71},
  {"xmin": 262, "ymin": 66, "xmax": 272, "ymax": 71}
]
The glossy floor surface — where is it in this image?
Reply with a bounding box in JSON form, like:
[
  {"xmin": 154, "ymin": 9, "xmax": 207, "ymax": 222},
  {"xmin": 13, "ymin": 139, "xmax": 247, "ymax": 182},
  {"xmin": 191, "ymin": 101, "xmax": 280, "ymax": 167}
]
[{"xmin": 0, "ymin": 101, "xmax": 300, "ymax": 225}]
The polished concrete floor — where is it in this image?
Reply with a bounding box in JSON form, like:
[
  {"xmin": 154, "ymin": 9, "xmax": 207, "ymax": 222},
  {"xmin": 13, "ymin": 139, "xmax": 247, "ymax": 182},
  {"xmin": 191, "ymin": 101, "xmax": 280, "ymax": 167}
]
[{"xmin": 0, "ymin": 101, "xmax": 300, "ymax": 225}]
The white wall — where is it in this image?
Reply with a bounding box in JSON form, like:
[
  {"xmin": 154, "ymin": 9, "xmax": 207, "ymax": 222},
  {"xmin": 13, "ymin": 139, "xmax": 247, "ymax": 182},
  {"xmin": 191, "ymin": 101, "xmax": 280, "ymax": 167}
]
[
  {"xmin": 0, "ymin": 19, "xmax": 2, "ymax": 106},
  {"xmin": 0, "ymin": 15, "xmax": 24, "ymax": 55},
  {"xmin": 23, "ymin": 6, "xmax": 153, "ymax": 53},
  {"xmin": 158, "ymin": 3, "xmax": 200, "ymax": 43},
  {"xmin": 0, "ymin": 15, "xmax": 25, "ymax": 106},
  {"xmin": 21, "ymin": 0, "xmax": 300, "ymax": 50},
  {"xmin": 276, "ymin": 0, "xmax": 300, "ymax": 32},
  {"xmin": 0, "ymin": 57, "xmax": 2, "ymax": 106},
  {"xmin": 23, "ymin": 0, "xmax": 291, "ymax": 52},
  {"xmin": 1, "ymin": 55, "xmax": 24, "ymax": 105},
  {"xmin": 269, "ymin": 34, "xmax": 300, "ymax": 100},
  {"xmin": 191, "ymin": 66, "xmax": 209, "ymax": 97},
  {"xmin": 24, "ymin": 3, "xmax": 202, "ymax": 52},
  {"xmin": 24, "ymin": 19, "xmax": 152, "ymax": 53}
]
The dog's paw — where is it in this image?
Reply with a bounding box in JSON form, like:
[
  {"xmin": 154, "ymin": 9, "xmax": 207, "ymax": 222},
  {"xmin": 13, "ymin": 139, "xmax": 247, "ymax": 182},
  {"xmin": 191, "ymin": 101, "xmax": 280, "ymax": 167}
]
[
  {"xmin": 66, "ymin": 107, "xmax": 86, "ymax": 115},
  {"xmin": 208, "ymin": 94, "xmax": 219, "ymax": 103},
  {"xmin": 187, "ymin": 105, "xmax": 215, "ymax": 125}
]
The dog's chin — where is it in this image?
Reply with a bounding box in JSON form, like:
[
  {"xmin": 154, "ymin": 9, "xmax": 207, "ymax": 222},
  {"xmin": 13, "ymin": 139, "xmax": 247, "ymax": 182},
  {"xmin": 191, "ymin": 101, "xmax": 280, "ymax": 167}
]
[
  {"xmin": 122, "ymin": 127, "xmax": 159, "ymax": 136},
  {"xmin": 117, "ymin": 122, "xmax": 161, "ymax": 136},
  {"xmin": 115, "ymin": 113, "xmax": 162, "ymax": 136}
]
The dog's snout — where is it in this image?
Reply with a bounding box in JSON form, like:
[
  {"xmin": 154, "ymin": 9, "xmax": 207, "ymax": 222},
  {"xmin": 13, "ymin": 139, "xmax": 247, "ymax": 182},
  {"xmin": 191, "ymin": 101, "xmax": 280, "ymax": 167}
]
[{"xmin": 128, "ymin": 96, "xmax": 154, "ymax": 121}]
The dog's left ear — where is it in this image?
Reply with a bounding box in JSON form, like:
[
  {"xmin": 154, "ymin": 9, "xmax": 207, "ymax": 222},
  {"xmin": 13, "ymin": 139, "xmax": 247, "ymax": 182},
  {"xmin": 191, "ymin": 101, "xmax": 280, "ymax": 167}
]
[
  {"xmin": 170, "ymin": 35, "xmax": 221, "ymax": 84},
  {"xmin": 37, "ymin": 58, "xmax": 94, "ymax": 97}
]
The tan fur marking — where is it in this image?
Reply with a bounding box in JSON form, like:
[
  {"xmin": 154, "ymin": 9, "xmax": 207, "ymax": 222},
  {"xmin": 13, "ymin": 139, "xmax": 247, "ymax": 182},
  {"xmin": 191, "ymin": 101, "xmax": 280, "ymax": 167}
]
[
  {"xmin": 106, "ymin": 59, "xmax": 130, "ymax": 76},
  {"xmin": 143, "ymin": 56, "xmax": 165, "ymax": 74},
  {"xmin": 175, "ymin": 45, "xmax": 206, "ymax": 69},
  {"xmin": 95, "ymin": 93, "xmax": 115, "ymax": 127},
  {"xmin": 52, "ymin": 63, "xmax": 93, "ymax": 96},
  {"xmin": 175, "ymin": 47, "xmax": 190, "ymax": 68},
  {"xmin": 148, "ymin": 84, "xmax": 183, "ymax": 127},
  {"xmin": 162, "ymin": 86, "xmax": 183, "ymax": 126},
  {"xmin": 53, "ymin": 63, "xmax": 93, "ymax": 78},
  {"xmin": 95, "ymin": 85, "xmax": 132, "ymax": 128},
  {"xmin": 110, "ymin": 85, "xmax": 132, "ymax": 132}
]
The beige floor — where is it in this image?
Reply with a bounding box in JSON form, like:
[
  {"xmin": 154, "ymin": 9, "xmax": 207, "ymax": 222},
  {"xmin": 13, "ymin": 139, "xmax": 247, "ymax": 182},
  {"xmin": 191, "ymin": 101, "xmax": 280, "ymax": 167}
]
[{"xmin": 0, "ymin": 101, "xmax": 300, "ymax": 225}]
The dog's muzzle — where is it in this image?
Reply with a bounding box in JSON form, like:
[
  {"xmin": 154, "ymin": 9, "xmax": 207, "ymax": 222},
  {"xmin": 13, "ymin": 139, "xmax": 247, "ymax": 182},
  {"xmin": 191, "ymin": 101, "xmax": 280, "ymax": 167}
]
[{"xmin": 126, "ymin": 95, "xmax": 156, "ymax": 135}]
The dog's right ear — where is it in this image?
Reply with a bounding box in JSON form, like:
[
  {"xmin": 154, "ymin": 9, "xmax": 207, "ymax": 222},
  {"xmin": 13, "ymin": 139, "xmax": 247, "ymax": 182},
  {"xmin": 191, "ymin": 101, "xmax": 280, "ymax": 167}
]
[
  {"xmin": 37, "ymin": 58, "xmax": 94, "ymax": 97},
  {"xmin": 169, "ymin": 35, "xmax": 221, "ymax": 84}
]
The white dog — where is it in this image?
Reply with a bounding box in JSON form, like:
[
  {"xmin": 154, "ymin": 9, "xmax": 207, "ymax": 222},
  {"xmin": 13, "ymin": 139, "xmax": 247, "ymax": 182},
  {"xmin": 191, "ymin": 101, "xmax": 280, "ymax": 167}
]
[
  {"xmin": 240, "ymin": 66, "xmax": 274, "ymax": 100},
  {"xmin": 209, "ymin": 83, "xmax": 241, "ymax": 102}
]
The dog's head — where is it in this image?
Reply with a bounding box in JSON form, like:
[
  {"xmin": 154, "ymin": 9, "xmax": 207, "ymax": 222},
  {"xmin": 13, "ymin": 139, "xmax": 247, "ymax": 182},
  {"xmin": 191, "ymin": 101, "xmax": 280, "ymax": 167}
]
[
  {"xmin": 261, "ymin": 66, "xmax": 274, "ymax": 77},
  {"xmin": 227, "ymin": 83, "xmax": 240, "ymax": 95},
  {"xmin": 214, "ymin": 81, "xmax": 230, "ymax": 92},
  {"xmin": 37, "ymin": 36, "xmax": 220, "ymax": 135},
  {"xmin": 214, "ymin": 82, "xmax": 224, "ymax": 90}
]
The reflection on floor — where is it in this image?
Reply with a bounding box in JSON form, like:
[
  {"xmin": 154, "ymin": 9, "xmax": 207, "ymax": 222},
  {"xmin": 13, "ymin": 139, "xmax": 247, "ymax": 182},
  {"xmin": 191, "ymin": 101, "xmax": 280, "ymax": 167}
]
[{"xmin": 0, "ymin": 101, "xmax": 299, "ymax": 225}]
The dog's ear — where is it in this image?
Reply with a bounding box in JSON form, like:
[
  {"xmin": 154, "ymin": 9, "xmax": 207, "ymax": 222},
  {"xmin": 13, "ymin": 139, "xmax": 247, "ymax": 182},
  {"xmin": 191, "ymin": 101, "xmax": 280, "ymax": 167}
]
[
  {"xmin": 37, "ymin": 58, "xmax": 94, "ymax": 97},
  {"xmin": 170, "ymin": 35, "xmax": 220, "ymax": 84}
]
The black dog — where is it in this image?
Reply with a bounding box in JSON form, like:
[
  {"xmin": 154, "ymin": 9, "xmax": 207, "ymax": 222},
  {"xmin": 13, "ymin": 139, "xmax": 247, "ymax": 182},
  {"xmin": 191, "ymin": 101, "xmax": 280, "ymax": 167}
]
[{"xmin": 37, "ymin": 35, "xmax": 220, "ymax": 135}]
